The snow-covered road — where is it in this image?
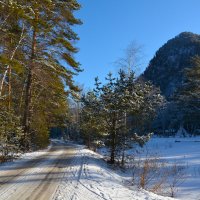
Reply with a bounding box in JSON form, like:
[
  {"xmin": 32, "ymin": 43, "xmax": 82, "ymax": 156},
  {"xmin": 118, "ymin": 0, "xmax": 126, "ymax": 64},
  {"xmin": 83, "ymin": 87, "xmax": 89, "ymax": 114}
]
[
  {"xmin": 0, "ymin": 141, "xmax": 172, "ymax": 200},
  {"xmin": 0, "ymin": 140, "xmax": 76, "ymax": 200}
]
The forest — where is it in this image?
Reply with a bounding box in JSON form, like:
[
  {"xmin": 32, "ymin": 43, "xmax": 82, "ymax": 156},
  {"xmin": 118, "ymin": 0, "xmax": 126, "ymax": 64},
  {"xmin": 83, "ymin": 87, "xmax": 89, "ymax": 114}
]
[
  {"xmin": 1, "ymin": 1, "xmax": 200, "ymax": 166},
  {"xmin": 0, "ymin": 0, "xmax": 82, "ymax": 160}
]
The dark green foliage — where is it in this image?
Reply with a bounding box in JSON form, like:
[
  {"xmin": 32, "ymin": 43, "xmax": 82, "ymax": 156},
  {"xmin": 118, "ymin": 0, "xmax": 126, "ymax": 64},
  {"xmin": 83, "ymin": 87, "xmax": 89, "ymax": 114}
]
[
  {"xmin": 0, "ymin": 110, "xmax": 23, "ymax": 161},
  {"xmin": 80, "ymin": 91, "xmax": 103, "ymax": 150},
  {"xmin": 173, "ymin": 56, "xmax": 200, "ymax": 133},
  {"xmin": 0, "ymin": 0, "xmax": 82, "ymax": 156},
  {"xmin": 81, "ymin": 70, "xmax": 163, "ymax": 164}
]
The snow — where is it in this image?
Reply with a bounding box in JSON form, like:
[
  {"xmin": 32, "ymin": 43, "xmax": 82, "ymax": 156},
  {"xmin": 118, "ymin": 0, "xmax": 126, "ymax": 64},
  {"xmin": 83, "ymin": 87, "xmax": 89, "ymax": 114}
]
[
  {"xmin": 1, "ymin": 138, "xmax": 199, "ymax": 200},
  {"xmin": 0, "ymin": 140, "xmax": 172, "ymax": 200},
  {"xmin": 143, "ymin": 137, "xmax": 200, "ymax": 200},
  {"xmin": 53, "ymin": 143, "xmax": 173, "ymax": 200},
  {"xmin": 0, "ymin": 140, "xmax": 64, "ymax": 200},
  {"xmin": 0, "ymin": 142, "xmax": 52, "ymax": 171},
  {"xmin": 175, "ymin": 126, "xmax": 189, "ymax": 137},
  {"xmin": 97, "ymin": 136, "xmax": 200, "ymax": 200},
  {"xmin": 125, "ymin": 137, "xmax": 200, "ymax": 200},
  {"xmin": 2, "ymin": 137, "xmax": 198, "ymax": 200}
]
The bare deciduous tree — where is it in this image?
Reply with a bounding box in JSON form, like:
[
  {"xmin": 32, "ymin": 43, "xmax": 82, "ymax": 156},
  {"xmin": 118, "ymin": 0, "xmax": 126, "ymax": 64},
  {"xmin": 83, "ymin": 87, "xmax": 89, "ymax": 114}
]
[{"xmin": 115, "ymin": 41, "xmax": 144, "ymax": 76}]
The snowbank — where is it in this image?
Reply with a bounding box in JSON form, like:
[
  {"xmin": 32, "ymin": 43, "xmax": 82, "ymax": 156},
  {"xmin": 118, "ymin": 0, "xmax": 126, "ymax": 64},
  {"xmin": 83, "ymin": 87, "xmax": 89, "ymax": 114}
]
[{"xmin": 54, "ymin": 146, "xmax": 173, "ymax": 200}]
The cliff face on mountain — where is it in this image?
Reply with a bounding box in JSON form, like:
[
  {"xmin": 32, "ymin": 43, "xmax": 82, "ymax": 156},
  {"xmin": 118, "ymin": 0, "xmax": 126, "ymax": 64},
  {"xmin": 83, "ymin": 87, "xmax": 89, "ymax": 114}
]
[{"xmin": 142, "ymin": 32, "xmax": 200, "ymax": 98}]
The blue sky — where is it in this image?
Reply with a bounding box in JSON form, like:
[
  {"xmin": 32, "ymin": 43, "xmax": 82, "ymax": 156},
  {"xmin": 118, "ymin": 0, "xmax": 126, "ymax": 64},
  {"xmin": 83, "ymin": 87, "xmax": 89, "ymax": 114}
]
[{"xmin": 73, "ymin": 0, "xmax": 200, "ymax": 89}]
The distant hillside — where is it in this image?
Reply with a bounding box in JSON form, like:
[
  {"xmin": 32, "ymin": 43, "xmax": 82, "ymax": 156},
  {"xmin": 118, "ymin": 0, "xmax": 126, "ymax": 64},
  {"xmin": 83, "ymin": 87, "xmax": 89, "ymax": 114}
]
[{"xmin": 142, "ymin": 32, "xmax": 200, "ymax": 98}]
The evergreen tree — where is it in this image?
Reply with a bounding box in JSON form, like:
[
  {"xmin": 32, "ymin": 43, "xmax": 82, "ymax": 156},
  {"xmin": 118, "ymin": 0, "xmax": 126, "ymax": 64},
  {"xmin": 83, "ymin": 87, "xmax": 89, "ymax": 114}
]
[
  {"xmin": 174, "ymin": 56, "xmax": 200, "ymax": 133},
  {"xmin": 80, "ymin": 91, "xmax": 104, "ymax": 150},
  {"xmin": 81, "ymin": 70, "xmax": 162, "ymax": 164},
  {"xmin": 0, "ymin": 0, "xmax": 82, "ymax": 152},
  {"xmin": 0, "ymin": 109, "xmax": 24, "ymax": 161}
]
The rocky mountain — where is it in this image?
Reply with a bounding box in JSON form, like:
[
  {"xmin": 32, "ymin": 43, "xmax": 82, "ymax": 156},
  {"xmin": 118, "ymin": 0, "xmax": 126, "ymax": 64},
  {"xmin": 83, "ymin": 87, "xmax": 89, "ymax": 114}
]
[{"xmin": 142, "ymin": 32, "xmax": 200, "ymax": 98}]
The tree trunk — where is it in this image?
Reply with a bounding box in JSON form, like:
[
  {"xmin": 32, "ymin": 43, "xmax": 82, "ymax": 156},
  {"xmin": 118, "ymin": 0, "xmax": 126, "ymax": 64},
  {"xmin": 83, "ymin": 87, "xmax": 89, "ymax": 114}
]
[
  {"xmin": 23, "ymin": 68, "xmax": 33, "ymax": 135},
  {"xmin": 19, "ymin": 81, "xmax": 26, "ymax": 113},
  {"xmin": 121, "ymin": 150, "xmax": 125, "ymax": 166},
  {"xmin": 8, "ymin": 65, "xmax": 12, "ymax": 110},
  {"xmin": 121, "ymin": 112, "xmax": 127, "ymax": 166},
  {"xmin": 0, "ymin": 24, "xmax": 24, "ymax": 97},
  {"xmin": 110, "ymin": 127, "xmax": 116, "ymax": 164},
  {"xmin": 87, "ymin": 133, "xmax": 91, "ymax": 149},
  {"xmin": 23, "ymin": 14, "xmax": 38, "ymax": 150}
]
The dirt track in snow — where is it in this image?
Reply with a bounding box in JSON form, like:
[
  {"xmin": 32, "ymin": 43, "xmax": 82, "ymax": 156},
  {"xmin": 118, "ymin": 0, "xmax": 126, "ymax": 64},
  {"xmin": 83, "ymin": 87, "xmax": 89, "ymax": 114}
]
[{"xmin": 0, "ymin": 141, "xmax": 76, "ymax": 200}]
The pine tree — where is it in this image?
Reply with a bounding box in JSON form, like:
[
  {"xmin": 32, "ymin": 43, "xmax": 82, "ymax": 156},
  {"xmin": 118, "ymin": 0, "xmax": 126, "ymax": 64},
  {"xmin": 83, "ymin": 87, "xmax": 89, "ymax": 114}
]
[
  {"xmin": 0, "ymin": 109, "xmax": 24, "ymax": 161},
  {"xmin": 174, "ymin": 56, "xmax": 200, "ymax": 133},
  {"xmin": 0, "ymin": 0, "xmax": 82, "ymax": 152},
  {"xmin": 81, "ymin": 70, "xmax": 162, "ymax": 164},
  {"xmin": 80, "ymin": 91, "xmax": 104, "ymax": 150}
]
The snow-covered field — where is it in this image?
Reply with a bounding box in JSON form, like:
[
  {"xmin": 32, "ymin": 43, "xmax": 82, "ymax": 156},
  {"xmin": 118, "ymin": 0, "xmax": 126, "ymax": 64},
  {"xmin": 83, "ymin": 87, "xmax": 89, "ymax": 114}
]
[
  {"xmin": 142, "ymin": 137, "xmax": 200, "ymax": 200},
  {"xmin": 98, "ymin": 137, "xmax": 200, "ymax": 200}
]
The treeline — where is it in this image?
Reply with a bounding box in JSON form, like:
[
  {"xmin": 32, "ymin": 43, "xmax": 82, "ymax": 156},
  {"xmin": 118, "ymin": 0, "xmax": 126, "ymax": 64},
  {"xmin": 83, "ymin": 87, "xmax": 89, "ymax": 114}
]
[
  {"xmin": 80, "ymin": 70, "xmax": 164, "ymax": 164},
  {"xmin": 154, "ymin": 56, "xmax": 200, "ymax": 136},
  {"xmin": 0, "ymin": 0, "xmax": 82, "ymax": 160}
]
